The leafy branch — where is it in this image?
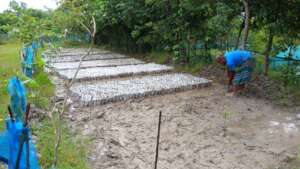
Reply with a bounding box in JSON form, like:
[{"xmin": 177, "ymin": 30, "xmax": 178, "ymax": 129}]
[{"xmin": 50, "ymin": 15, "xmax": 97, "ymax": 168}]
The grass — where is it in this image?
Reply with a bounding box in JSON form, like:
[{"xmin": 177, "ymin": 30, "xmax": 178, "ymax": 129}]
[
  {"xmin": 32, "ymin": 119, "xmax": 89, "ymax": 169},
  {"xmin": 146, "ymin": 51, "xmax": 172, "ymax": 64},
  {"xmin": 0, "ymin": 42, "xmax": 89, "ymax": 169},
  {"xmin": 252, "ymin": 53, "xmax": 300, "ymax": 105},
  {"xmin": 145, "ymin": 51, "xmax": 210, "ymax": 75},
  {"xmin": 0, "ymin": 42, "xmax": 22, "ymax": 129},
  {"xmin": 175, "ymin": 62, "xmax": 205, "ymax": 75}
]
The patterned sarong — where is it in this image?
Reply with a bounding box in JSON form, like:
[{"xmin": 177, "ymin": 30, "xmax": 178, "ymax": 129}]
[{"xmin": 233, "ymin": 58, "xmax": 255, "ymax": 85}]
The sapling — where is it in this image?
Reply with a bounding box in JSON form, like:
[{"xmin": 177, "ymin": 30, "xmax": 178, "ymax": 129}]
[
  {"xmin": 223, "ymin": 111, "xmax": 232, "ymax": 137},
  {"xmin": 50, "ymin": 16, "xmax": 97, "ymax": 168}
]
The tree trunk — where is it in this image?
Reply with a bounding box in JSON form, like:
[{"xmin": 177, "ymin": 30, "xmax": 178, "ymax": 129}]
[
  {"xmin": 263, "ymin": 29, "xmax": 274, "ymax": 76},
  {"xmin": 235, "ymin": 17, "xmax": 245, "ymax": 49},
  {"xmin": 242, "ymin": 0, "xmax": 250, "ymax": 50},
  {"xmin": 166, "ymin": 0, "xmax": 171, "ymax": 16}
]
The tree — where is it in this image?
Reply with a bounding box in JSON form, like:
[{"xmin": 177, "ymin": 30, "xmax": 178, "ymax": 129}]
[
  {"xmin": 50, "ymin": 0, "xmax": 300, "ymax": 70},
  {"xmin": 263, "ymin": 29, "xmax": 274, "ymax": 76},
  {"xmin": 0, "ymin": 1, "xmax": 54, "ymax": 43},
  {"xmin": 241, "ymin": 0, "xmax": 250, "ymax": 49},
  {"xmin": 250, "ymin": 0, "xmax": 300, "ymax": 76}
]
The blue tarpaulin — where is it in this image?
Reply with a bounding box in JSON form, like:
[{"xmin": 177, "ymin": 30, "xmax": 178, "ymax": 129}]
[{"xmin": 270, "ymin": 45, "xmax": 300, "ymax": 69}]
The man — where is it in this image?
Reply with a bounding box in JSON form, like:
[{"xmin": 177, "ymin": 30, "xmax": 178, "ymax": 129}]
[{"xmin": 217, "ymin": 50, "xmax": 255, "ymax": 93}]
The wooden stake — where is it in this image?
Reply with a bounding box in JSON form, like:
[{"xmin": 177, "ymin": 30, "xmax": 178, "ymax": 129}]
[
  {"xmin": 8, "ymin": 105, "xmax": 14, "ymax": 120},
  {"xmin": 154, "ymin": 111, "xmax": 162, "ymax": 169},
  {"xmin": 24, "ymin": 104, "xmax": 31, "ymax": 127}
]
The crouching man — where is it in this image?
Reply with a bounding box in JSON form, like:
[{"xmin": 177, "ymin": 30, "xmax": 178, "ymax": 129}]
[{"xmin": 217, "ymin": 50, "xmax": 256, "ymax": 93}]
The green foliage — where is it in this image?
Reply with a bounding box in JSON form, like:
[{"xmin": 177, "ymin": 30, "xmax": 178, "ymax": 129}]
[
  {"xmin": 1, "ymin": 0, "xmax": 300, "ymax": 66},
  {"xmin": 0, "ymin": 43, "xmax": 21, "ymax": 130},
  {"xmin": 248, "ymin": 30, "xmax": 267, "ymax": 53},
  {"xmin": 55, "ymin": 0, "xmax": 300, "ymax": 70},
  {"xmin": 32, "ymin": 119, "xmax": 89, "ymax": 169},
  {"xmin": 146, "ymin": 52, "xmax": 171, "ymax": 64},
  {"xmin": 222, "ymin": 111, "xmax": 233, "ymax": 137},
  {"xmin": 223, "ymin": 111, "xmax": 232, "ymax": 120},
  {"xmin": 176, "ymin": 62, "xmax": 205, "ymax": 75},
  {"xmin": 63, "ymin": 0, "xmax": 241, "ymax": 57},
  {"xmin": 269, "ymin": 64, "xmax": 300, "ymax": 91},
  {"xmin": 0, "ymin": 0, "xmax": 61, "ymax": 43},
  {"xmin": 2, "ymin": 0, "xmax": 299, "ymax": 75},
  {"xmin": 16, "ymin": 47, "xmax": 55, "ymax": 109},
  {"xmin": 279, "ymin": 65, "xmax": 300, "ymax": 88},
  {"xmin": 0, "ymin": 42, "xmax": 53, "ymax": 125}
]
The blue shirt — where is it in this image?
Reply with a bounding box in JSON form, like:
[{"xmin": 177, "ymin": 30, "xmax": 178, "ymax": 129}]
[{"xmin": 225, "ymin": 50, "xmax": 252, "ymax": 71}]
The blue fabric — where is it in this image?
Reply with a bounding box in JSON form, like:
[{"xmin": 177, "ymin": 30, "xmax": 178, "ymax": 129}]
[
  {"xmin": 277, "ymin": 45, "xmax": 300, "ymax": 60},
  {"xmin": 270, "ymin": 45, "xmax": 300, "ymax": 69},
  {"xmin": 7, "ymin": 120, "xmax": 40, "ymax": 169},
  {"xmin": 0, "ymin": 131, "xmax": 9, "ymax": 163},
  {"xmin": 31, "ymin": 42, "xmax": 38, "ymax": 52},
  {"xmin": 24, "ymin": 46, "xmax": 34, "ymax": 66},
  {"xmin": 233, "ymin": 58, "xmax": 255, "ymax": 85},
  {"xmin": 22, "ymin": 45, "xmax": 35, "ymax": 78},
  {"xmin": 7, "ymin": 77, "xmax": 26, "ymax": 121},
  {"xmin": 225, "ymin": 50, "xmax": 252, "ymax": 71},
  {"xmin": 0, "ymin": 77, "xmax": 40, "ymax": 168},
  {"xmin": 0, "ymin": 120, "xmax": 40, "ymax": 169},
  {"xmin": 23, "ymin": 68, "xmax": 33, "ymax": 78}
]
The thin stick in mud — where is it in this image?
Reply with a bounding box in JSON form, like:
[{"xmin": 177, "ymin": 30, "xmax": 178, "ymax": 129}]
[{"xmin": 154, "ymin": 110, "xmax": 162, "ymax": 169}]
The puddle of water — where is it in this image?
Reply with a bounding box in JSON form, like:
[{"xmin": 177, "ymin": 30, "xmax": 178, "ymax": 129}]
[
  {"xmin": 269, "ymin": 120, "xmax": 299, "ymax": 134},
  {"xmin": 269, "ymin": 121, "xmax": 280, "ymax": 127},
  {"xmin": 282, "ymin": 123, "xmax": 298, "ymax": 133}
]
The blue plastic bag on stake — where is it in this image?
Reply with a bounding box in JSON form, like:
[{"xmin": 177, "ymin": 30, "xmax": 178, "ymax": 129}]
[
  {"xmin": 0, "ymin": 77, "xmax": 40, "ymax": 169},
  {"xmin": 7, "ymin": 77, "xmax": 26, "ymax": 121},
  {"xmin": 22, "ymin": 45, "xmax": 35, "ymax": 78}
]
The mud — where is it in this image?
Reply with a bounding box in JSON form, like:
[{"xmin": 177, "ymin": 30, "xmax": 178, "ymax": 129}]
[{"xmin": 67, "ymin": 83, "xmax": 300, "ymax": 169}]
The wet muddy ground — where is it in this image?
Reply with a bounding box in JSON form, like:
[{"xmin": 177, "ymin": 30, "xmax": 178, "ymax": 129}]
[
  {"xmin": 44, "ymin": 48, "xmax": 300, "ymax": 169},
  {"xmin": 66, "ymin": 83, "xmax": 300, "ymax": 169}
]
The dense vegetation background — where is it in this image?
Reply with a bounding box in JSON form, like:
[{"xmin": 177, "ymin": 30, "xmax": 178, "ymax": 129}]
[
  {"xmin": 1, "ymin": 0, "xmax": 300, "ymax": 63},
  {"xmin": 1, "ymin": 0, "xmax": 300, "ymax": 103}
]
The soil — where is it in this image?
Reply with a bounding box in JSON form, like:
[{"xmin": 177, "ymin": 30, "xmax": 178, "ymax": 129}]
[
  {"xmin": 46, "ymin": 49, "xmax": 300, "ymax": 169},
  {"xmin": 66, "ymin": 82, "xmax": 300, "ymax": 169}
]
